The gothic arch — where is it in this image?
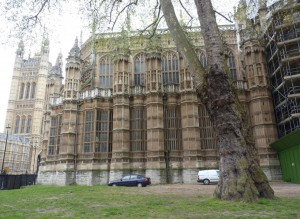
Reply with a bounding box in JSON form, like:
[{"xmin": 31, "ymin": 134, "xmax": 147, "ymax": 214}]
[
  {"xmin": 20, "ymin": 115, "xmax": 26, "ymax": 133},
  {"xmin": 26, "ymin": 115, "xmax": 32, "ymax": 133},
  {"xmin": 99, "ymin": 55, "xmax": 114, "ymax": 89},
  {"xmin": 161, "ymin": 51, "xmax": 179, "ymax": 85},
  {"xmin": 31, "ymin": 82, "xmax": 36, "ymax": 99},
  {"xmin": 195, "ymin": 49, "xmax": 207, "ymax": 67},
  {"xmin": 14, "ymin": 115, "xmax": 20, "ymax": 134},
  {"xmin": 19, "ymin": 83, "xmax": 25, "ymax": 99},
  {"xmin": 227, "ymin": 50, "xmax": 237, "ymax": 81},
  {"xmin": 133, "ymin": 53, "xmax": 146, "ymax": 86},
  {"xmin": 25, "ymin": 82, "xmax": 30, "ymax": 99}
]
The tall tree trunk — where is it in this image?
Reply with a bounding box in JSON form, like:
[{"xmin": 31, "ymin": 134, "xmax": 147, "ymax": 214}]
[{"xmin": 161, "ymin": 0, "xmax": 275, "ymax": 201}]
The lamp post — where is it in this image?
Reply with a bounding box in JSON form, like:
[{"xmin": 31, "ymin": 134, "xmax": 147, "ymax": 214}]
[{"xmin": 1, "ymin": 125, "xmax": 11, "ymax": 174}]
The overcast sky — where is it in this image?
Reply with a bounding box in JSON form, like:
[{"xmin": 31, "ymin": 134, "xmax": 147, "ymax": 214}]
[{"xmin": 0, "ymin": 0, "xmax": 240, "ymax": 133}]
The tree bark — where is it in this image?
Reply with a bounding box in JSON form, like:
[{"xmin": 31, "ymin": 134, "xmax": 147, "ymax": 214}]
[
  {"xmin": 161, "ymin": 0, "xmax": 275, "ymax": 201},
  {"xmin": 159, "ymin": 0, "xmax": 205, "ymax": 89}
]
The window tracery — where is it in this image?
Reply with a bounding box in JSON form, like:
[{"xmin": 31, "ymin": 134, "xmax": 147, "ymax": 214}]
[
  {"xmin": 134, "ymin": 53, "xmax": 146, "ymax": 86},
  {"xmin": 162, "ymin": 52, "xmax": 179, "ymax": 85},
  {"xmin": 99, "ymin": 56, "xmax": 114, "ymax": 88}
]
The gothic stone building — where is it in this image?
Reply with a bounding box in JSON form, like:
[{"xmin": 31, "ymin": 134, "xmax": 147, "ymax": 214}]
[
  {"xmin": 4, "ymin": 39, "xmax": 54, "ymax": 174},
  {"xmin": 34, "ymin": 22, "xmax": 281, "ymax": 185}
]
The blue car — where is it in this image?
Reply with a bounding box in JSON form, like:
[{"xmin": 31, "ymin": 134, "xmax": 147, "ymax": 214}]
[{"xmin": 108, "ymin": 174, "xmax": 151, "ymax": 187}]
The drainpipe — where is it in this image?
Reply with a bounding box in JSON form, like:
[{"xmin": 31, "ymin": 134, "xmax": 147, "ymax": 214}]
[
  {"xmin": 162, "ymin": 94, "xmax": 170, "ymax": 183},
  {"xmin": 74, "ymin": 100, "xmax": 79, "ymax": 184}
]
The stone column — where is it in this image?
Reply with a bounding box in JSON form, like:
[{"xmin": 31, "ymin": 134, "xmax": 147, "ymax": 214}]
[
  {"xmin": 179, "ymin": 59, "xmax": 203, "ymax": 183},
  {"xmin": 243, "ymin": 40, "xmax": 280, "ymax": 180},
  {"xmin": 110, "ymin": 54, "xmax": 131, "ymax": 179},
  {"xmin": 144, "ymin": 52, "xmax": 166, "ymax": 184}
]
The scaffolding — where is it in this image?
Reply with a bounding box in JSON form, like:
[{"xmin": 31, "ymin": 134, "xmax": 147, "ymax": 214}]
[{"xmin": 265, "ymin": 2, "xmax": 300, "ymax": 137}]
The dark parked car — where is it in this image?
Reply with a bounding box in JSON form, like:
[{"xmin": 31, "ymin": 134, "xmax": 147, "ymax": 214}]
[{"xmin": 108, "ymin": 174, "xmax": 151, "ymax": 187}]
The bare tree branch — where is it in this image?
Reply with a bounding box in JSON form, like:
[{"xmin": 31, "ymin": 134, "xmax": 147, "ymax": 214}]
[
  {"xmin": 178, "ymin": 0, "xmax": 194, "ymax": 25},
  {"xmin": 138, "ymin": 4, "xmax": 163, "ymax": 38},
  {"xmin": 109, "ymin": 0, "xmax": 119, "ymax": 23},
  {"xmin": 111, "ymin": 0, "xmax": 138, "ymax": 30},
  {"xmin": 214, "ymin": 10, "xmax": 233, "ymax": 23}
]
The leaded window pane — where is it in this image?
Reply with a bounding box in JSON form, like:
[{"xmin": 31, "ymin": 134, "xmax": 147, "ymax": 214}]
[
  {"xmin": 84, "ymin": 111, "xmax": 94, "ymax": 153},
  {"xmin": 162, "ymin": 52, "xmax": 180, "ymax": 85},
  {"xmin": 130, "ymin": 107, "xmax": 147, "ymax": 151},
  {"xmin": 26, "ymin": 116, "xmax": 32, "ymax": 133},
  {"xmin": 48, "ymin": 115, "xmax": 62, "ymax": 155},
  {"xmin": 196, "ymin": 50, "xmax": 207, "ymax": 67},
  {"xmin": 164, "ymin": 106, "xmax": 182, "ymax": 151},
  {"xmin": 25, "ymin": 83, "xmax": 30, "ymax": 99},
  {"xmin": 14, "ymin": 116, "xmax": 20, "ymax": 134},
  {"xmin": 31, "ymin": 82, "xmax": 36, "ymax": 99},
  {"xmin": 95, "ymin": 110, "xmax": 112, "ymax": 153},
  {"xmin": 99, "ymin": 56, "xmax": 114, "ymax": 88},
  {"xmin": 134, "ymin": 53, "xmax": 146, "ymax": 86},
  {"xmin": 20, "ymin": 116, "xmax": 26, "ymax": 133},
  {"xmin": 19, "ymin": 83, "xmax": 25, "ymax": 99},
  {"xmin": 198, "ymin": 104, "xmax": 217, "ymax": 149},
  {"xmin": 228, "ymin": 52, "xmax": 237, "ymax": 81}
]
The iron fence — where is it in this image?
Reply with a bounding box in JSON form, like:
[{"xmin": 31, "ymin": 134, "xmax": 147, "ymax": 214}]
[{"xmin": 0, "ymin": 174, "xmax": 36, "ymax": 190}]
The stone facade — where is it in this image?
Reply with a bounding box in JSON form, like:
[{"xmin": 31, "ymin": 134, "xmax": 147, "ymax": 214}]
[
  {"xmin": 0, "ymin": 133, "xmax": 31, "ymax": 174},
  {"xmin": 8, "ymin": 1, "xmax": 300, "ymax": 185},
  {"xmin": 36, "ymin": 24, "xmax": 281, "ymax": 186},
  {"xmin": 4, "ymin": 38, "xmax": 53, "ymax": 173}
]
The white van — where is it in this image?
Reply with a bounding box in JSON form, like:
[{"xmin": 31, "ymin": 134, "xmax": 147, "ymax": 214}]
[{"xmin": 197, "ymin": 169, "xmax": 220, "ymax": 185}]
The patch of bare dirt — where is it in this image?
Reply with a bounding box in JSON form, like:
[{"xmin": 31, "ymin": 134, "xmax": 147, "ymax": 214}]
[{"xmin": 139, "ymin": 181, "xmax": 300, "ymax": 198}]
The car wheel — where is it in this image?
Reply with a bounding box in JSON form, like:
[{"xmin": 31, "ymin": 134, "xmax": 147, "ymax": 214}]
[
  {"xmin": 112, "ymin": 184, "xmax": 117, "ymax": 187},
  {"xmin": 137, "ymin": 183, "xmax": 143, "ymax": 187},
  {"xmin": 203, "ymin": 179, "xmax": 210, "ymax": 185}
]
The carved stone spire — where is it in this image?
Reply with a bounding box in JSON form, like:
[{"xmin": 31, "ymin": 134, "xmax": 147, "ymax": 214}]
[
  {"xmin": 49, "ymin": 53, "xmax": 63, "ymax": 76},
  {"xmin": 41, "ymin": 37, "xmax": 50, "ymax": 55},
  {"xmin": 68, "ymin": 37, "xmax": 80, "ymax": 59},
  {"xmin": 16, "ymin": 40, "xmax": 24, "ymax": 57}
]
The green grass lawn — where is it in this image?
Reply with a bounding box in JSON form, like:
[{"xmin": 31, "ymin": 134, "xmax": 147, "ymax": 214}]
[{"xmin": 0, "ymin": 185, "xmax": 299, "ymax": 219}]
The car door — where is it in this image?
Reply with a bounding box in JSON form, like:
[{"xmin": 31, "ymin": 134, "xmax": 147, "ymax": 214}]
[
  {"xmin": 128, "ymin": 175, "xmax": 138, "ymax": 186},
  {"xmin": 119, "ymin": 175, "xmax": 131, "ymax": 186}
]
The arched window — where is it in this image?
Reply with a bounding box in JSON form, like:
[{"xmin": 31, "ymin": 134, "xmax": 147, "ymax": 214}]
[
  {"xmin": 19, "ymin": 83, "xmax": 25, "ymax": 99},
  {"xmin": 164, "ymin": 106, "xmax": 182, "ymax": 150},
  {"xmin": 228, "ymin": 52, "xmax": 237, "ymax": 81},
  {"xmin": 99, "ymin": 56, "xmax": 114, "ymax": 89},
  {"xmin": 95, "ymin": 110, "xmax": 113, "ymax": 153},
  {"xmin": 20, "ymin": 116, "xmax": 26, "ymax": 133},
  {"xmin": 49, "ymin": 116, "xmax": 57, "ymax": 155},
  {"xmin": 161, "ymin": 52, "xmax": 179, "ymax": 85},
  {"xmin": 26, "ymin": 115, "xmax": 32, "ymax": 133},
  {"xmin": 84, "ymin": 111, "xmax": 94, "ymax": 153},
  {"xmin": 31, "ymin": 82, "xmax": 36, "ymax": 99},
  {"xmin": 134, "ymin": 53, "xmax": 146, "ymax": 86},
  {"xmin": 14, "ymin": 116, "xmax": 20, "ymax": 134},
  {"xmin": 130, "ymin": 107, "xmax": 147, "ymax": 151},
  {"xmin": 25, "ymin": 82, "xmax": 30, "ymax": 99},
  {"xmin": 196, "ymin": 49, "xmax": 207, "ymax": 67}
]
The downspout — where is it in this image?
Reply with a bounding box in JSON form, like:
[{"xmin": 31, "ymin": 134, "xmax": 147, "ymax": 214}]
[
  {"xmin": 74, "ymin": 100, "xmax": 79, "ymax": 184},
  {"xmin": 162, "ymin": 94, "xmax": 170, "ymax": 184}
]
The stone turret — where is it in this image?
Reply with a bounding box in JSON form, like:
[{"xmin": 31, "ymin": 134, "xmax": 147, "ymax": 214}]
[
  {"xmin": 57, "ymin": 38, "xmax": 81, "ymax": 184},
  {"xmin": 4, "ymin": 40, "xmax": 25, "ymax": 130},
  {"xmin": 16, "ymin": 40, "xmax": 24, "ymax": 58},
  {"xmin": 41, "ymin": 37, "xmax": 50, "ymax": 56},
  {"xmin": 64, "ymin": 38, "xmax": 81, "ymax": 100}
]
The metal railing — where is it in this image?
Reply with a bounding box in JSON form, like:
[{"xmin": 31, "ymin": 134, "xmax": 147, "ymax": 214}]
[{"xmin": 0, "ymin": 174, "xmax": 36, "ymax": 190}]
